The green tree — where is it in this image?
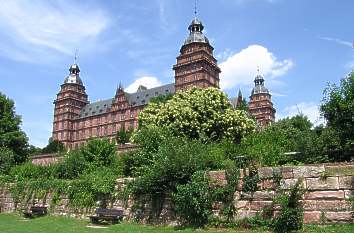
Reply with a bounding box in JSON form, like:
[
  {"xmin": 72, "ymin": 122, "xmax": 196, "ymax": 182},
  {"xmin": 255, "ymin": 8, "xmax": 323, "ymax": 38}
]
[
  {"xmin": 0, "ymin": 147, "xmax": 15, "ymax": 174},
  {"xmin": 41, "ymin": 140, "xmax": 65, "ymax": 154},
  {"xmin": 0, "ymin": 92, "xmax": 28, "ymax": 165},
  {"xmin": 320, "ymin": 72, "xmax": 354, "ymax": 160},
  {"xmin": 80, "ymin": 139, "xmax": 117, "ymax": 167},
  {"xmin": 116, "ymin": 127, "xmax": 132, "ymax": 145},
  {"xmin": 138, "ymin": 88, "xmax": 256, "ymax": 143}
]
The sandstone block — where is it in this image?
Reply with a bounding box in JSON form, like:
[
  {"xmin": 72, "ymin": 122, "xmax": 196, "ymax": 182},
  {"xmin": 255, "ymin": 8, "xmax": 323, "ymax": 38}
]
[
  {"xmin": 293, "ymin": 165, "xmax": 325, "ymax": 178},
  {"xmin": 303, "ymin": 211, "xmax": 321, "ymax": 224},
  {"xmin": 315, "ymin": 200, "xmax": 352, "ymax": 211},
  {"xmin": 237, "ymin": 210, "xmax": 257, "ymax": 219},
  {"xmin": 301, "ymin": 200, "xmax": 317, "ymax": 211},
  {"xmin": 249, "ymin": 201, "xmax": 273, "ymax": 211},
  {"xmin": 263, "ymin": 179, "xmax": 275, "ymax": 189},
  {"xmin": 235, "ymin": 200, "xmax": 250, "ymax": 209},
  {"xmin": 280, "ymin": 178, "xmax": 306, "ymax": 190},
  {"xmin": 252, "ymin": 191, "xmax": 275, "ymax": 200},
  {"xmin": 325, "ymin": 212, "xmax": 353, "ymax": 222},
  {"xmin": 306, "ymin": 177, "xmax": 339, "ymax": 190},
  {"xmin": 338, "ymin": 176, "xmax": 354, "ymax": 189},
  {"xmin": 258, "ymin": 167, "xmax": 274, "ymax": 178},
  {"xmin": 325, "ymin": 165, "xmax": 354, "ymax": 176},
  {"xmin": 280, "ymin": 166, "xmax": 294, "ymax": 179},
  {"xmin": 208, "ymin": 171, "xmax": 227, "ymax": 187},
  {"xmin": 304, "ymin": 190, "xmax": 345, "ymax": 200}
]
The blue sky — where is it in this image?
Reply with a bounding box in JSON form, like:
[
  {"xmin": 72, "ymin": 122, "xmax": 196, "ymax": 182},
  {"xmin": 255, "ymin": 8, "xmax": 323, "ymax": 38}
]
[{"xmin": 0, "ymin": 0, "xmax": 353, "ymax": 147}]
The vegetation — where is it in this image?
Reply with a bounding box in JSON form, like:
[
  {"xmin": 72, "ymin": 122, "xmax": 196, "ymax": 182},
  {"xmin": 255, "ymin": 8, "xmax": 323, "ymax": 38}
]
[
  {"xmin": 0, "ymin": 92, "xmax": 29, "ymax": 170},
  {"xmin": 41, "ymin": 140, "xmax": 65, "ymax": 154},
  {"xmin": 320, "ymin": 71, "xmax": 353, "ymax": 161},
  {"xmin": 3, "ymin": 139, "xmax": 121, "ymax": 211},
  {"xmin": 139, "ymin": 88, "xmax": 256, "ymax": 143},
  {"xmin": 271, "ymin": 180, "xmax": 305, "ymax": 233}
]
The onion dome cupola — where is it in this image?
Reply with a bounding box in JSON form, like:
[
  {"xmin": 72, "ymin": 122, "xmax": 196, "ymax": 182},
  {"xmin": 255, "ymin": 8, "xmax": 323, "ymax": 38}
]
[
  {"xmin": 251, "ymin": 73, "xmax": 270, "ymax": 95},
  {"xmin": 184, "ymin": 18, "xmax": 210, "ymax": 45},
  {"xmin": 64, "ymin": 63, "xmax": 83, "ymax": 85}
]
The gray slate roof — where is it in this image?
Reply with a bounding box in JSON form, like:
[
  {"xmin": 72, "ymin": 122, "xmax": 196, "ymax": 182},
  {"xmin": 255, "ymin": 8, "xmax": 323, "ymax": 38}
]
[
  {"xmin": 184, "ymin": 32, "xmax": 210, "ymax": 45},
  {"xmin": 78, "ymin": 98, "xmax": 113, "ymax": 118},
  {"xmin": 64, "ymin": 73, "xmax": 83, "ymax": 85},
  {"xmin": 126, "ymin": 83, "xmax": 175, "ymax": 107},
  {"xmin": 77, "ymin": 83, "xmax": 175, "ymax": 119}
]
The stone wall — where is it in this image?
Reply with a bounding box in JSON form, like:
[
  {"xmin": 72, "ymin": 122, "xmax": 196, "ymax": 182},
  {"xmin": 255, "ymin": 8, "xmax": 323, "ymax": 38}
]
[
  {"xmin": 1, "ymin": 163, "xmax": 353, "ymax": 224},
  {"xmin": 209, "ymin": 163, "xmax": 354, "ymax": 223},
  {"xmin": 30, "ymin": 144, "xmax": 138, "ymax": 166}
]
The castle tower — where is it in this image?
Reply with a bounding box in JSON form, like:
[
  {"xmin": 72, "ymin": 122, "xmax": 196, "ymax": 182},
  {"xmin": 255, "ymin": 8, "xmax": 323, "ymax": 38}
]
[
  {"xmin": 52, "ymin": 63, "xmax": 89, "ymax": 149},
  {"xmin": 173, "ymin": 17, "xmax": 221, "ymax": 91},
  {"xmin": 248, "ymin": 70, "xmax": 276, "ymax": 126}
]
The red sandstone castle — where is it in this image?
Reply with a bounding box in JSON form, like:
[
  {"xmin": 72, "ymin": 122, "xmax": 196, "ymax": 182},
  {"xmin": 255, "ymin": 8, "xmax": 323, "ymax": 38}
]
[{"xmin": 52, "ymin": 18, "xmax": 275, "ymax": 149}]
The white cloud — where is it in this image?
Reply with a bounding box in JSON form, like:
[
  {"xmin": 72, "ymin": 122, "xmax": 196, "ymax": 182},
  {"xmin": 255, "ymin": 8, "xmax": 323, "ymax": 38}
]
[
  {"xmin": 278, "ymin": 102, "xmax": 324, "ymax": 126},
  {"xmin": 219, "ymin": 45, "xmax": 293, "ymax": 90},
  {"xmin": 0, "ymin": 0, "xmax": 109, "ymax": 62},
  {"xmin": 125, "ymin": 76, "xmax": 163, "ymax": 93},
  {"xmin": 319, "ymin": 36, "xmax": 353, "ymax": 48}
]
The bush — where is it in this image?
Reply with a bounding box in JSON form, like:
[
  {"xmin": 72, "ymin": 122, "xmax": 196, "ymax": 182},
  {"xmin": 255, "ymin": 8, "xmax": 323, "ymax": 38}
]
[
  {"xmin": 41, "ymin": 140, "xmax": 65, "ymax": 154},
  {"xmin": 271, "ymin": 179, "xmax": 305, "ymax": 233},
  {"xmin": 138, "ymin": 87, "xmax": 256, "ymax": 143},
  {"xmin": 0, "ymin": 147, "xmax": 15, "ymax": 174},
  {"xmin": 172, "ymin": 171, "xmax": 212, "ymax": 227},
  {"xmin": 80, "ymin": 139, "xmax": 117, "ymax": 168},
  {"xmin": 54, "ymin": 150, "xmax": 87, "ymax": 179}
]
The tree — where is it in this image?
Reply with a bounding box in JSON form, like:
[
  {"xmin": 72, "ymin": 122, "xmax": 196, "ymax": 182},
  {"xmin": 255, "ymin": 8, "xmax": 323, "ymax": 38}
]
[
  {"xmin": 138, "ymin": 88, "xmax": 256, "ymax": 143},
  {"xmin": 0, "ymin": 147, "xmax": 15, "ymax": 174},
  {"xmin": 116, "ymin": 127, "xmax": 132, "ymax": 145},
  {"xmin": 320, "ymin": 72, "xmax": 354, "ymax": 160},
  {"xmin": 80, "ymin": 139, "xmax": 117, "ymax": 167},
  {"xmin": 0, "ymin": 92, "xmax": 28, "ymax": 164},
  {"xmin": 41, "ymin": 140, "xmax": 65, "ymax": 154}
]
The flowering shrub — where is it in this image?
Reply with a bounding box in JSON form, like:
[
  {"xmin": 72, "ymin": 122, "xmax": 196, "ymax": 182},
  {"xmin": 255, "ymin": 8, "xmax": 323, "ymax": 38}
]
[{"xmin": 138, "ymin": 88, "xmax": 256, "ymax": 143}]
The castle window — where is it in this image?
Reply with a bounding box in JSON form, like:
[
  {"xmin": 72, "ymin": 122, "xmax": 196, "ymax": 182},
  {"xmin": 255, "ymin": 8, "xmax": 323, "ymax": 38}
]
[
  {"xmin": 141, "ymin": 99, "xmax": 145, "ymax": 104},
  {"xmin": 155, "ymin": 92, "xmax": 158, "ymax": 96}
]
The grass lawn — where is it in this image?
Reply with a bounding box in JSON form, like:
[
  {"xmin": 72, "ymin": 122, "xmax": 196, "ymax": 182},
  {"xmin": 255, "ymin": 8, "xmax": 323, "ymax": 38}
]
[{"xmin": 0, "ymin": 214, "xmax": 353, "ymax": 233}]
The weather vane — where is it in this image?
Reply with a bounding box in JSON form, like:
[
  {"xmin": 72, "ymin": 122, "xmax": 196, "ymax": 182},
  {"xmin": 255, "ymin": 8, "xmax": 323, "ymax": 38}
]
[
  {"xmin": 74, "ymin": 49, "xmax": 78, "ymax": 64},
  {"xmin": 194, "ymin": 0, "xmax": 198, "ymax": 18}
]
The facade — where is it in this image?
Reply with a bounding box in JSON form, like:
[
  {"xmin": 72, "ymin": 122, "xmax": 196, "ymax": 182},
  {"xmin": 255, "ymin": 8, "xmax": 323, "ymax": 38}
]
[
  {"xmin": 52, "ymin": 17, "xmax": 275, "ymax": 149},
  {"xmin": 248, "ymin": 72, "xmax": 276, "ymax": 126}
]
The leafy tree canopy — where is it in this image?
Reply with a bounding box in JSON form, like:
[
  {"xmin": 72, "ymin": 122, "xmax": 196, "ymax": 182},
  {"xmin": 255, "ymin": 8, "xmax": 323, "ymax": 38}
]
[
  {"xmin": 138, "ymin": 88, "xmax": 256, "ymax": 143},
  {"xmin": 320, "ymin": 72, "xmax": 354, "ymax": 157},
  {"xmin": 0, "ymin": 92, "xmax": 28, "ymax": 165},
  {"xmin": 41, "ymin": 140, "xmax": 65, "ymax": 154}
]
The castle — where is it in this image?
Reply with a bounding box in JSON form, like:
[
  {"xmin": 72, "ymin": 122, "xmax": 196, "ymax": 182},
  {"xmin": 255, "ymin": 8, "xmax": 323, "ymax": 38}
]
[{"xmin": 52, "ymin": 17, "xmax": 275, "ymax": 149}]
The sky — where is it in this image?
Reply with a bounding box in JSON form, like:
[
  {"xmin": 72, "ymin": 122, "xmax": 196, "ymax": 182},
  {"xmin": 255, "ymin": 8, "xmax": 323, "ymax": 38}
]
[{"xmin": 0, "ymin": 0, "xmax": 353, "ymax": 147}]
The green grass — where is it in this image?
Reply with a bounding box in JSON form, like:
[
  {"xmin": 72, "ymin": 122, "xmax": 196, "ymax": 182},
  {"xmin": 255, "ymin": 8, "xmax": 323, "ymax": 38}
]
[{"xmin": 0, "ymin": 214, "xmax": 353, "ymax": 233}]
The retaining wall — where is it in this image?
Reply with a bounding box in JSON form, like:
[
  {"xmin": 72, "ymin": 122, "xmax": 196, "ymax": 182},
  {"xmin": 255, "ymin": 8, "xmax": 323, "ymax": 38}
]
[{"xmin": 1, "ymin": 163, "xmax": 353, "ymax": 224}]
